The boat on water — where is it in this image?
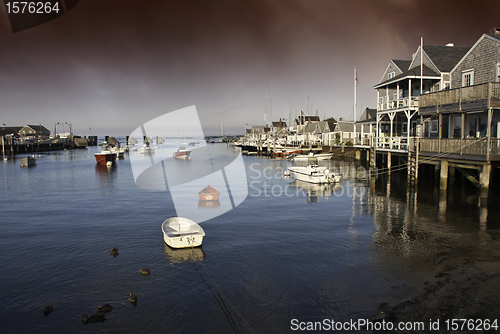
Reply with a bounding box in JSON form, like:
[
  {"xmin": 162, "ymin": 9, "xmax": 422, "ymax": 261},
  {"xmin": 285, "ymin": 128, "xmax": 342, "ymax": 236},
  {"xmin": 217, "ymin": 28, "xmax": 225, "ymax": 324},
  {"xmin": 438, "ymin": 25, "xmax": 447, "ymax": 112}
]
[
  {"xmin": 162, "ymin": 217, "xmax": 205, "ymax": 248},
  {"xmin": 188, "ymin": 140, "xmax": 199, "ymax": 146},
  {"xmin": 291, "ymin": 152, "xmax": 333, "ymax": 161},
  {"xmin": 173, "ymin": 144, "xmax": 191, "ymax": 159},
  {"xmin": 287, "ymin": 165, "xmax": 341, "ymax": 184},
  {"xmin": 198, "ymin": 185, "xmax": 220, "ymax": 201},
  {"xmin": 95, "ymin": 147, "xmax": 117, "ymax": 166},
  {"xmin": 20, "ymin": 155, "xmax": 36, "ymax": 167},
  {"xmin": 140, "ymin": 136, "xmax": 155, "ymax": 155}
]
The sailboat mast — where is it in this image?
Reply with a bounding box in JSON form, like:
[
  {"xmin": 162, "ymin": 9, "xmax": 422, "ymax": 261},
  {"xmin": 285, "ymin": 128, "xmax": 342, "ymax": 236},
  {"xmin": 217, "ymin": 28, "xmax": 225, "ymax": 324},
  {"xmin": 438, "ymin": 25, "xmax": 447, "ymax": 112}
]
[{"xmin": 220, "ymin": 103, "xmax": 224, "ymax": 137}]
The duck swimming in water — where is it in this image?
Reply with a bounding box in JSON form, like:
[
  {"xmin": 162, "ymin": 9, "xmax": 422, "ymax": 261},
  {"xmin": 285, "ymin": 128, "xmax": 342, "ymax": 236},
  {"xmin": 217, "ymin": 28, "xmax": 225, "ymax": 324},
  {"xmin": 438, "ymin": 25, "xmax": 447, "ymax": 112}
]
[
  {"xmin": 109, "ymin": 247, "xmax": 118, "ymax": 256},
  {"xmin": 140, "ymin": 268, "xmax": 150, "ymax": 275},
  {"xmin": 43, "ymin": 305, "xmax": 53, "ymax": 317},
  {"xmin": 128, "ymin": 291, "xmax": 137, "ymax": 303},
  {"xmin": 96, "ymin": 304, "xmax": 113, "ymax": 312}
]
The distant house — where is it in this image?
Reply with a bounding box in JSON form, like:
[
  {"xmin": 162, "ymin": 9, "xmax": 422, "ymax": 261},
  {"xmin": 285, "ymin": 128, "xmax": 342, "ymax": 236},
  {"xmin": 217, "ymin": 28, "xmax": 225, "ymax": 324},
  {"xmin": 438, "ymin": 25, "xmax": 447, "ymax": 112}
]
[
  {"xmin": 19, "ymin": 125, "xmax": 50, "ymax": 138},
  {"xmin": 271, "ymin": 119, "xmax": 288, "ymax": 135},
  {"xmin": 333, "ymin": 121, "xmax": 372, "ymax": 145}
]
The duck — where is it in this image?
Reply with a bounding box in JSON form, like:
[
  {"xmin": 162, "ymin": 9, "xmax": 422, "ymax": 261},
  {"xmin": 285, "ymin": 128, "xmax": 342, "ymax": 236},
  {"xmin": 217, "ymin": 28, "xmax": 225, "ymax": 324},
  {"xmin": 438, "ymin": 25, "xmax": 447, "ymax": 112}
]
[
  {"xmin": 81, "ymin": 313, "xmax": 106, "ymax": 324},
  {"xmin": 128, "ymin": 291, "xmax": 137, "ymax": 303},
  {"xmin": 139, "ymin": 268, "xmax": 150, "ymax": 275},
  {"xmin": 109, "ymin": 247, "xmax": 118, "ymax": 256},
  {"xmin": 43, "ymin": 305, "xmax": 53, "ymax": 316},
  {"xmin": 96, "ymin": 304, "xmax": 113, "ymax": 312}
]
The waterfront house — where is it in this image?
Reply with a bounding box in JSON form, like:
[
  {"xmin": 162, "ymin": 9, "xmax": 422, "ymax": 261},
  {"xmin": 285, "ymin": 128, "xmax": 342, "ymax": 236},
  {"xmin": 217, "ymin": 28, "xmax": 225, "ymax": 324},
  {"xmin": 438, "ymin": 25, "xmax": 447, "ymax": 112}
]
[
  {"xmin": 373, "ymin": 42, "xmax": 469, "ymax": 151},
  {"xmin": 19, "ymin": 125, "xmax": 50, "ymax": 138},
  {"xmin": 418, "ymin": 28, "xmax": 500, "ymax": 161},
  {"xmin": 332, "ymin": 121, "xmax": 372, "ymax": 146}
]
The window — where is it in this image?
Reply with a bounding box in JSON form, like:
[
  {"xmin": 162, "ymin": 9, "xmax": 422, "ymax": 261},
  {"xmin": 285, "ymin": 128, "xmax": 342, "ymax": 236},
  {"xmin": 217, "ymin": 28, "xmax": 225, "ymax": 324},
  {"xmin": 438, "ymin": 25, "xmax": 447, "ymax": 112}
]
[
  {"xmin": 497, "ymin": 63, "xmax": 500, "ymax": 82},
  {"xmin": 388, "ymin": 72, "xmax": 395, "ymax": 79},
  {"xmin": 462, "ymin": 69, "xmax": 474, "ymax": 87},
  {"xmin": 430, "ymin": 120, "xmax": 438, "ymax": 133}
]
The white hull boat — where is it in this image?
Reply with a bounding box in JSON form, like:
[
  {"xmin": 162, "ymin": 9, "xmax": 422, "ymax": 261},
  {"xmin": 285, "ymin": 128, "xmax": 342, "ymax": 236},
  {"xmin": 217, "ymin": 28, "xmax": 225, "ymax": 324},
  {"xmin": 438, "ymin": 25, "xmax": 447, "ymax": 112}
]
[
  {"xmin": 291, "ymin": 152, "xmax": 333, "ymax": 161},
  {"xmin": 287, "ymin": 165, "xmax": 341, "ymax": 184},
  {"xmin": 162, "ymin": 217, "xmax": 205, "ymax": 248}
]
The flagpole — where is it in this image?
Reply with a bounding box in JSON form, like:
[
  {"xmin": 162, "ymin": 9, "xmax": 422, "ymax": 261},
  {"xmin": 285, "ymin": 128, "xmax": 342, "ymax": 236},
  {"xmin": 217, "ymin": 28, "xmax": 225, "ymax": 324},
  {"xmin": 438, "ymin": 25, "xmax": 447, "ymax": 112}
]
[{"xmin": 354, "ymin": 68, "xmax": 357, "ymax": 122}]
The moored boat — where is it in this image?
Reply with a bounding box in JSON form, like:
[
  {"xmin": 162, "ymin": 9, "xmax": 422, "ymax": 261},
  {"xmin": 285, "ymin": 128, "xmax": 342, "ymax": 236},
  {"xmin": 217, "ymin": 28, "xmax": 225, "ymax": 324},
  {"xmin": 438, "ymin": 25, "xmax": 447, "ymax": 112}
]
[
  {"xmin": 291, "ymin": 152, "xmax": 333, "ymax": 161},
  {"xmin": 198, "ymin": 185, "xmax": 220, "ymax": 201},
  {"xmin": 95, "ymin": 148, "xmax": 117, "ymax": 166},
  {"xmin": 162, "ymin": 217, "xmax": 205, "ymax": 248},
  {"xmin": 287, "ymin": 165, "xmax": 340, "ymax": 184},
  {"xmin": 173, "ymin": 145, "xmax": 191, "ymax": 159}
]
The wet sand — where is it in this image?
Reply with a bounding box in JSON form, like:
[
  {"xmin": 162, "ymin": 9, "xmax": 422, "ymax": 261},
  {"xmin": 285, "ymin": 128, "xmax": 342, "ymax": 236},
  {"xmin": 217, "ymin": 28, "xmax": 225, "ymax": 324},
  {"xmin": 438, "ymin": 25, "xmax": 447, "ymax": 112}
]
[{"xmin": 372, "ymin": 258, "xmax": 500, "ymax": 333}]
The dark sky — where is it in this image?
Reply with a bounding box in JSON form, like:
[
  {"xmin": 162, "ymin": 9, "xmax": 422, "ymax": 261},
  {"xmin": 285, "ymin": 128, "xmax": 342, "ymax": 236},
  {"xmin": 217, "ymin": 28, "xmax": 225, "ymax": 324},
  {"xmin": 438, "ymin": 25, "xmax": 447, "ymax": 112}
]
[{"xmin": 0, "ymin": 0, "xmax": 499, "ymax": 135}]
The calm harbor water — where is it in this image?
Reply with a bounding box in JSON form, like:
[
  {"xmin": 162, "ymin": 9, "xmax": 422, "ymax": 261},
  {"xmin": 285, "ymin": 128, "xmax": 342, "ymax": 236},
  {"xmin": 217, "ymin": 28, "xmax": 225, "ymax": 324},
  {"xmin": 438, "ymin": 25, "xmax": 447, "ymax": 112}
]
[{"xmin": 1, "ymin": 142, "xmax": 500, "ymax": 333}]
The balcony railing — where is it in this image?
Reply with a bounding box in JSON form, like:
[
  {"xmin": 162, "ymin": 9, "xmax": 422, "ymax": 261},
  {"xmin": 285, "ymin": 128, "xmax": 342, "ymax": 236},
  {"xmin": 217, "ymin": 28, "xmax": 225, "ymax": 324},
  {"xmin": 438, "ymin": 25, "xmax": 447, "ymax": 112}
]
[
  {"xmin": 419, "ymin": 82, "xmax": 500, "ymax": 109},
  {"xmin": 376, "ymin": 136, "xmax": 408, "ymax": 150},
  {"xmin": 377, "ymin": 96, "xmax": 419, "ymax": 111}
]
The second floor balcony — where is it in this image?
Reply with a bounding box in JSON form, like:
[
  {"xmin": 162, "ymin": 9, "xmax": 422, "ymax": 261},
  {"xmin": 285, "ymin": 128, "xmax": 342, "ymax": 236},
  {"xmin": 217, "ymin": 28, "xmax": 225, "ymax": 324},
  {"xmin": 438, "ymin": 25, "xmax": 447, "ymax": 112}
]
[{"xmin": 419, "ymin": 82, "xmax": 500, "ymax": 114}]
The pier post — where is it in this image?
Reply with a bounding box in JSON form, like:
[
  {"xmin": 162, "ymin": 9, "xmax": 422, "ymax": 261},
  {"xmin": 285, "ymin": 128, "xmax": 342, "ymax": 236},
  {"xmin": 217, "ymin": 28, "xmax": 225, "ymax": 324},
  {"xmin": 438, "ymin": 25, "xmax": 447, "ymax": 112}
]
[
  {"xmin": 387, "ymin": 152, "xmax": 391, "ymax": 175},
  {"xmin": 355, "ymin": 150, "xmax": 360, "ymax": 160},
  {"xmin": 479, "ymin": 164, "xmax": 491, "ymax": 199},
  {"xmin": 440, "ymin": 160, "xmax": 448, "ymax": 190}
]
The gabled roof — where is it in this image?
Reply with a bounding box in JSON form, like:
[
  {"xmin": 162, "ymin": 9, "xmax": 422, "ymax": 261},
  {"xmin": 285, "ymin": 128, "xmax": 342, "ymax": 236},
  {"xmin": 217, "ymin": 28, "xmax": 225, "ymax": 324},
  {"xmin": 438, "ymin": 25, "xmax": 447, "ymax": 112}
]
[
  {"xmin": 26, "ymin": 124, "xmax": 50, "ymax": 133},
  {"xmin": 271, "ymin": 121, "xmax": 287, "ymax": 128},
  {"xmin": 451, "ymin": 33, "xmax": 500, "ymax": 74},
  {"xmin": 419, "ymin": 45, "xmax": 470, "ymax": 72},
  {"xmin": 392, "ymin": 60, "xmax": 411, "ymax": 72},
  {"xmin": 374, "ymin": 64, "xmax": 441, "ymax": 88}
]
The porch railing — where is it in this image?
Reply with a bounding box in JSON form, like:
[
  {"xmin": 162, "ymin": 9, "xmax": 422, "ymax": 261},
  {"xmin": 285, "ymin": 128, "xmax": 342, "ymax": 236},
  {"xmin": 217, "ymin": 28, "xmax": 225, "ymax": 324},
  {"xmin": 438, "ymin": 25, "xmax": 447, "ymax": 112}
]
[
  {"xmin": 419, "ymin": 82, "xmax": 500, "ymax": 109},
  {"xmin": 418, "ymin": 138, "xmax": 489, "ymax": 156},
  {"xmin": 376, "ymin": 136, "xmax": 408, "ymax": 150},
  {"xmin": 377, "ymin": 96, "xmax": 419, "ymax": 111}
]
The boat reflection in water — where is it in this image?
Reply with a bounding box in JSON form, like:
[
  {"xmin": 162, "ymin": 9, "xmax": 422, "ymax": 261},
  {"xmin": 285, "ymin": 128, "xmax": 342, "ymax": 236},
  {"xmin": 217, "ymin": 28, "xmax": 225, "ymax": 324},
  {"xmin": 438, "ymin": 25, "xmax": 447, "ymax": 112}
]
[
  {"xmin": 288, "ymin": 179, "xmax": 341, "ymax": 202},
  {"xmin": 163, "ymin": 243, "xmax": 206, "ymax": 263},
  {"xmin": 198, "ymin": 199, "xmax": 220, "ymax": 209}
]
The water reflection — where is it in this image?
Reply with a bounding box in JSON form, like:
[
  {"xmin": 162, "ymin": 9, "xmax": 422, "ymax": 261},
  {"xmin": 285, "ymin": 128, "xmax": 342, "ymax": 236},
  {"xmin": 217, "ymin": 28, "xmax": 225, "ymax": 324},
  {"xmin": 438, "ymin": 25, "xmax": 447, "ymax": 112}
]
[
  {"xmin": 198, "ymin": 199, "xmax": 220, "ymax": 209},
  {"xmin": 288, "ymin": 179, "xmax": 341, "ymax": 202},
  {"xmin": 163, "ymin": 243, "xmax": 206, "ymax": 263}
]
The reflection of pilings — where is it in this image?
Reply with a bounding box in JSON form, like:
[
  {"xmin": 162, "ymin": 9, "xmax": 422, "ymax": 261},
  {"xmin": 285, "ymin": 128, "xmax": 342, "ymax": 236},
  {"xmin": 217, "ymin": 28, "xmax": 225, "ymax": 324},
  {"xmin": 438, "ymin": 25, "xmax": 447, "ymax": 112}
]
[
  {"xmin": 440, "ymin": 160, "xmax": 448, "ymax": 190},
  {"xmin": 438, "ymin": 189, "xmax": 447, "ymax": 222}
]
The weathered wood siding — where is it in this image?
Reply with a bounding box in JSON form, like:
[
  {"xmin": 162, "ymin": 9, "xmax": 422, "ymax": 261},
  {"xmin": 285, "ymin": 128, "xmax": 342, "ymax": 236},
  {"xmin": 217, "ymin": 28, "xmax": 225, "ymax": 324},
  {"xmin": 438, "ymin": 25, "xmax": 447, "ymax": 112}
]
[
  {"xmin": 451, "ymin": 36, "xmax": 500, "ymax": 88},
  {"xmin": 409, "ymin": 47, "xmax": 440, "ymax": 73}
]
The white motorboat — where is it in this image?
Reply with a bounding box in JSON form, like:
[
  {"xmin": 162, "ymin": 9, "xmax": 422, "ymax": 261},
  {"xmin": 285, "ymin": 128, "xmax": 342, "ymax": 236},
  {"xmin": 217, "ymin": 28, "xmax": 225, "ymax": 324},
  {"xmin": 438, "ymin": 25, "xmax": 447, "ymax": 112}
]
[
  {"xmin": 287, "ymin": 165, "xmax": 341, "ymax": 184},
  {"xmin": 162, "ymin": 217, "xmax": 205, "ymax": 248},
  {"xmin": 291, "ymin": 152, "xmax": 333, "ymax": 161},
  {"xmin": 173, "ymin": 144, "xmax": 191, "ymax": 159},
  {"xmin": 140, "ymin": 144, "xmax": 155, "ymax": 155}
]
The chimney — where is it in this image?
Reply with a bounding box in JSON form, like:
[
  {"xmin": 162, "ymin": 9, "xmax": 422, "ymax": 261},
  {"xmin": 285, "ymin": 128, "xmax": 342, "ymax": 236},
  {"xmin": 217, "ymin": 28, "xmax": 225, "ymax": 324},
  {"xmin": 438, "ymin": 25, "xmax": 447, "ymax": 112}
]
[
  {"xmin": 490, "ymin": 27, "xmax": 500, "ymax": 35},
  {"xmin": 339, "ymin": 117, "xmax": 343, "ymax": 122}
]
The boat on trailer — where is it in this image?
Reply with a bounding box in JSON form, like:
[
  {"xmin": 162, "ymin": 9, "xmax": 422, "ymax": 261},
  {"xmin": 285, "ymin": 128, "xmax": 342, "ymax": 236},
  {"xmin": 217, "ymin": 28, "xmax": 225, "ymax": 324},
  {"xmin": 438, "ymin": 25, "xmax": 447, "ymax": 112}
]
[
  {"xmin": 162, "ymin": 217, "xmax": 205, "ymax": 248},
  {"xmin": 287, "ymin": 165, "xmax": 341, "ymax": 184}
]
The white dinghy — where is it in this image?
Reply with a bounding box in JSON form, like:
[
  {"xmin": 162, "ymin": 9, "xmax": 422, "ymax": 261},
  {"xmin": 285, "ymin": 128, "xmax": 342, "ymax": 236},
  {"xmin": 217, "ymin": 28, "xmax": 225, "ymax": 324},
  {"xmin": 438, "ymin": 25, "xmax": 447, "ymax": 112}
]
[{"xmin": 162, "ymin": 217, "xmax": 205, "ymax": 248}]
